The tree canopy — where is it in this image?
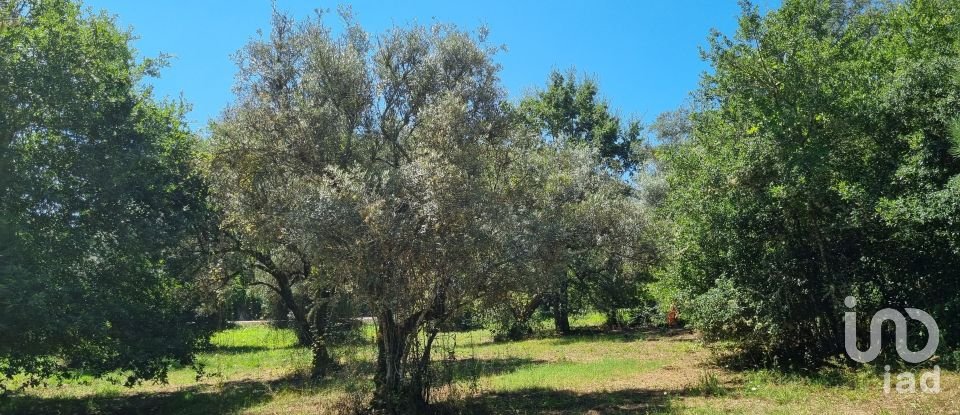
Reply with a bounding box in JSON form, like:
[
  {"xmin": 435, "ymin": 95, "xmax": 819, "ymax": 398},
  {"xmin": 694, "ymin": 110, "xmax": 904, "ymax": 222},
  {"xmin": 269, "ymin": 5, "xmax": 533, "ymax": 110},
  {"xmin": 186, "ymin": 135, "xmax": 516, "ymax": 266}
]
[
  {"xmin": 519, "ymin": 70, "xmax": 644, "ymax": 172},
  {"xmin": 0, "ymin": 0, "xmax": 214, "ymax": 387},
  {"xmin": 209, "ymin": 9, "xmax": 522, "ymax": 411},
  {"xmin": 659, "ymin": 0, "xmax": 960, "ymax": 367}
]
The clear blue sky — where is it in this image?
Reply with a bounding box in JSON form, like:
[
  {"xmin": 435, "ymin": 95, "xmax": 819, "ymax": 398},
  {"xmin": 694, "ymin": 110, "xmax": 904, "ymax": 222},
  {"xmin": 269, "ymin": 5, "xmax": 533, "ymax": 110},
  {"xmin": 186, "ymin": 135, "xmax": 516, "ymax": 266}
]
[{"xmin": 82, "ymin": 0, "xmax": 768, "ymax": 132}]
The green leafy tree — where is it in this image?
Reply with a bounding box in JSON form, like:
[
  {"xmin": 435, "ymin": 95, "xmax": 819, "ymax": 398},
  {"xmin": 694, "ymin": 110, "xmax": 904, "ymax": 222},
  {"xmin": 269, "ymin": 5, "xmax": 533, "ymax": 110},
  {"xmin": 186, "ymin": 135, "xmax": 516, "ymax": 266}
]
[
  {"xmin": 0, "ymin": 0, "xmax": 214, "ymax": 389},
  {"xmin": 660, "ymin": 0, "xmax": 960, "ymax": 367},
  {"xmin": 517, "ymin": 71, "xmax": 650, "ymax": 333},
  {"xmin": 480, "ymin": 142, "xmax": 627, "ymax": 339},
  {"xmin": 520, "ymin": 70, "xmax": 644, "ymax": 172}
]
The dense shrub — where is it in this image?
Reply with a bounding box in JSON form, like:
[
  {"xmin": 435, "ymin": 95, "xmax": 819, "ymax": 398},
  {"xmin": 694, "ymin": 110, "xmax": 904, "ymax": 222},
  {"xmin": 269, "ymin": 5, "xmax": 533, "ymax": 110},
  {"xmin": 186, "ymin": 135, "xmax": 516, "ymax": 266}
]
[{"xmin": 659, "ymin": 0, "xmax": 960, "ymax": 367}]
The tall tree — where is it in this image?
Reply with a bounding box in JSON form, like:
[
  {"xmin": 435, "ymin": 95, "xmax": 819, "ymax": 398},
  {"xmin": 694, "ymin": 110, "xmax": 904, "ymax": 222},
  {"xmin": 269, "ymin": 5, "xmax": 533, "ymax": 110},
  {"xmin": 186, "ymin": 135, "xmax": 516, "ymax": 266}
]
[
  {"xmin": 518, "ymin": 70, "xmax": 648, "ymax": 333},
  {"xmin": 519, "ymin": 70, "xmax": 643, "ymax": 172},
  {"xmin": 482, "ymin": 139, "xmax": 658, "ymax": 339},
  {"xmin": 211, "ymin": 10, "xmax": 534, "ymax": 411},
  {"xmin": 206, "ymin": 9, "xmax": 358, "ymax": 377},
  {"xmin": 0, "ymin": 0, "xmax": 214, "ymax": 389},
  {"xmin": 660, "ymin": 0, "xmax": 960, "ymax": 366}
]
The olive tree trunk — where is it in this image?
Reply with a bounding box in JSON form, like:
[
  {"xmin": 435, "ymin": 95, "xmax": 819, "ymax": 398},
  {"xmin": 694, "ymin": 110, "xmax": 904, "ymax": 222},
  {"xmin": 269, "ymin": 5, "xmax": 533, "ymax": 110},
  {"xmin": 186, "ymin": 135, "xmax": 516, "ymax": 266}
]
[
  {"xmin": 371, "ymin": 311, "xmax": 431, "ymax": 414},
  {"xmin": 308, "ymin": 294, "xmax": 335, "ymax": 378},
  {"xmin": 268, "ymin": 269, "xmax": 334, "ymax": 378}
]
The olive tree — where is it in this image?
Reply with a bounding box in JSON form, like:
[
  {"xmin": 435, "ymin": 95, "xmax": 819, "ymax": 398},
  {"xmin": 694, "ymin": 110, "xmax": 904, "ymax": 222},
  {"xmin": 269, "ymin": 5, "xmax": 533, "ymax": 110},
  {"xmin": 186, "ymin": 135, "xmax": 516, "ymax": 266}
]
[
  {"xmin": 211, "ymin": 10, "xmax": 533, "ymax": 411},
  {"xmin": 513, "ymin": 71, "xmax": 653, "ymax": 333},
  {"xmin": 206, "ymin": 10, "xmax": 372, "ymax": 377},
  {"xmin": 487, "ymin": 139, "xmax": 659, "ymax": 337}
]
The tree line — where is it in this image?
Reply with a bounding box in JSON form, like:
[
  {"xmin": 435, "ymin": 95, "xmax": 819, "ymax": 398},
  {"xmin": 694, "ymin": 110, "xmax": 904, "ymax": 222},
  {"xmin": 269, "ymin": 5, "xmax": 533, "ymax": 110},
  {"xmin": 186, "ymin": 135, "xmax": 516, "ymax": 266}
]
[{"xmin": 2, "ymin": 0, "xmax": 960, "ymax": 413}]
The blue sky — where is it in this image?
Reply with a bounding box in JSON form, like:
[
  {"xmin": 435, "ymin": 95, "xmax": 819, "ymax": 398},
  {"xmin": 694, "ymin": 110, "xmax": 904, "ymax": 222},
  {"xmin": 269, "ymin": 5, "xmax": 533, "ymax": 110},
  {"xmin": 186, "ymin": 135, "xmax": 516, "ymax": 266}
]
[{"xmin": 83, "ymin": 1, "xmax": 762, "ymax": 132}]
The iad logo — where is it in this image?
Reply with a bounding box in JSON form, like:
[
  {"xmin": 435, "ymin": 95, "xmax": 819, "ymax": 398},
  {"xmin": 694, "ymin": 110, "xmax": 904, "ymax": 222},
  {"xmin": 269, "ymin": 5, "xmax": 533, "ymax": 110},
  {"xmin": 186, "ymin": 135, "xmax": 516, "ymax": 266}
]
[{"xmin": 843, "ymin": 296, "xmax": 941, "ymax": 394}]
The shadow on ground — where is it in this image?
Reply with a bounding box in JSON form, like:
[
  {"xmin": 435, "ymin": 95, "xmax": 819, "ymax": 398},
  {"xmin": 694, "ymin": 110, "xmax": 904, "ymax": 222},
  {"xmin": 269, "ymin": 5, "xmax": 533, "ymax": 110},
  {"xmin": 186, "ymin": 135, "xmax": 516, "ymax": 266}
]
[
  {"xmin": 1, "ymin": 330, "xmax": 702, "ymax": 414},
  {"xmin": 434, "ymin": 357, "xmax": 544, "ymax": 384},
  {"xmin": 205, "ymin": 344, "xmax": 299, "ymax": 355},
  {"xmin": 543, "ymin": 327, "xmax": 694, "ymax": 346},
  {"xmin": 1, "ymin": 380, "xmax": 271, "ymax": 415},
  {"xmin": 0, "ymin": 372, "xmax": 343, "ymax": 415},
  {"xmin": 438, "ymin": 387, "xmax": 698, "ymax": 414},
  {"xmin": 0, "ymin": 357, "xmax": 544, "ymax": 415}
]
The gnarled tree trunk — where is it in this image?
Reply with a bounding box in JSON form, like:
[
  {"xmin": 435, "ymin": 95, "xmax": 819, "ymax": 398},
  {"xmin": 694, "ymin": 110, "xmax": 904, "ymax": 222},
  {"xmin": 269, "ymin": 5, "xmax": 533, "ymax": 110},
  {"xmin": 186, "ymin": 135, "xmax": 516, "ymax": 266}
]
[
  {"xmin": 499, "ymin": 294, "xmax": 544, "ymax": 341},
  {"xmin": 308, "ymin": 291, "xmax": 335, "ymax": 378},
  {"xmin": 371, "ymin": 311, "xmax": 430, "ymax": 414},
  {"xmin": 273, "ymin": 271, "xmax": 313, "ymax": 346},
  {"xmin": 262, "ymin": 264, "xmax": 335, "ymax": 378}
]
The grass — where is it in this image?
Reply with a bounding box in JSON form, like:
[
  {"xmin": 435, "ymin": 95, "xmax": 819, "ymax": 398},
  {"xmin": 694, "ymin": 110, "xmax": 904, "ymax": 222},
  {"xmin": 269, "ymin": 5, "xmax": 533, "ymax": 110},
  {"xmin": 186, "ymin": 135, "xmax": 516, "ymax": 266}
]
[
  {"xmin": 692, "ymin": 372, "xmax": 726, "ymax": 397},
  {"xmin": 3, "ymin": 315, "xmax": 959, "ymax": 414}
]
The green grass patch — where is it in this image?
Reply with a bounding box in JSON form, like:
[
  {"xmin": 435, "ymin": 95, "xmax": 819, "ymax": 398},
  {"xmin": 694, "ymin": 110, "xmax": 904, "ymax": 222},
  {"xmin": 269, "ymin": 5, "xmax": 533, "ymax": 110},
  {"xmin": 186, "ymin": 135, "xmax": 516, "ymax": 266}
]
[
  {"xmin": 210, "ymin": 325, "xmax": 300, "ymax": 350},
  {"xmin": 5, "ymin": 324, "xmax": 958, "ymax": 414},
  {"xmin": 485, "ymin": 357, "xmax": 665, "ymax": 391},
  {"xmin": 569, "ymin": 311, "xmax": 608, "ymax": 328}
]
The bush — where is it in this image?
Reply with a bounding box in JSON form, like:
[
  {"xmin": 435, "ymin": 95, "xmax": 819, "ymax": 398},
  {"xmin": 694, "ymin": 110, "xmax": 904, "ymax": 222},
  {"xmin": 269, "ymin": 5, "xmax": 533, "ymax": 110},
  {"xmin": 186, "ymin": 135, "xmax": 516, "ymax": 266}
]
[{"xmin": 684, "ymin": 279, "xmax": 746, "ymax": 341}]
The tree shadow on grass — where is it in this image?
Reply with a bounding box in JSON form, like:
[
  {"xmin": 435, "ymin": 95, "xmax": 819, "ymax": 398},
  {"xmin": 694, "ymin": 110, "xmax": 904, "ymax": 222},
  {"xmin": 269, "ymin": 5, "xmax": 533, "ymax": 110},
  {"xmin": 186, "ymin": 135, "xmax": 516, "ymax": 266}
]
[
  {"xmin": 434, "ymin": 357, "xmax": 545, "ymax": 383},
  {"xmin": 546, "ymin": 328, "xmax": 695, "ymax": 346},
  {"xmin": 710, "ymin": 346, "xmax": 875, "ymax": 389},
  {"xmin": 1, "ymin": 380, "xmax": 271, "ymax": 415},
  {"xmin": 0, "ymin": 356, "xmax": 541, "ymax": 415},
  {"xmin": 0, "ymin": 371, "xmax": 356, "ymax": 415},
  {"xmin": 206, "ymin": 344, "xmax": 301, "ymax": 355},
  {"xmin": 437, "ymin": 387, "xmax": 697, "ymax": 414}
]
